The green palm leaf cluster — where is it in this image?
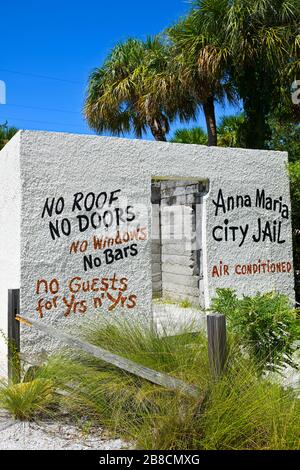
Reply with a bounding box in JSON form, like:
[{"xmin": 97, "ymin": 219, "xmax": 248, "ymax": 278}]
[
  {"xmin": 85, "ymin": 0, "xmax": 299, "ymax": 148},
  {"xmin": 85, "ymin": 37, "xmax": 196, "ymax": 142},
  {"xmin": 171, "ymin": 127, "xmax": 208, "ymax": 145},
  {"xmin": 172, "ymin": 114, "xmax": 245, "ymax": 147}
]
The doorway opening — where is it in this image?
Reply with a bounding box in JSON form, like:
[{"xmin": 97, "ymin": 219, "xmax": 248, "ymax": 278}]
[{"xmin": 151, "ymin": 178, "xmax": 209, "ymax": 308}]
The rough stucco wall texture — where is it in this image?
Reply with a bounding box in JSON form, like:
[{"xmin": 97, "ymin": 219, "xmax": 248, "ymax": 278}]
[
  {"xmin": 0, "ymin": 134, "xmax": 21, "ymax": 374},
  {"xmin": 2, "ymin": 130, "xmax": 294, "ymax": 356}
]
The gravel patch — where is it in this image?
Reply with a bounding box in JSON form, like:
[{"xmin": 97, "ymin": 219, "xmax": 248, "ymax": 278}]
[{"xmin": 0, "ymin": 414, "xmax": 130, "ymax": 450}]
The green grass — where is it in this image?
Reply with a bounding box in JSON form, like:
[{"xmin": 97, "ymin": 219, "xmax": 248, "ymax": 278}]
[
  {"xmin": 0, "ymin": 313, "xmax": 298, "ymax": 448},
  {"xmin": 30, "ymin": 320, "xmax": 300, "ymax": 450},
  {"xmin": 0, "ymin": 378, "xmax": 55, "ymax": 421}
]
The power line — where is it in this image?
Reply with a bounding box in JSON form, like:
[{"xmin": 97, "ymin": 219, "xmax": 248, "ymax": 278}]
[
  {"xmin": 0, "ymin": 114, "xmax": 88, "ymax": 129},
  {"xmin": 0, "ymin": 68, "xmax": 83, "ymax": 84},
  {"xmin": 5, "ymin": 103, "xmax": 81, "ymax": 115}
]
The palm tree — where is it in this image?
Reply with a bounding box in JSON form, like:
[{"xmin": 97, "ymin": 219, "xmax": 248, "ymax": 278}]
[
  {"xmin": 85, "ymin": 1, "xmax": 298, "ymax": 148},
  {"xmin": 217, "ymin": 114, "xmax": 245, "ymax": 148},
  {"xmin": 84, "ymin": 37, "xmax": 187, "ymax": 141},
  {"xmin": 168, "ymin": 5, "xmax": 235, "ymax": 147},
  {"xmin": 171, "ymin": 127, "xmax": 208, "ymax": 145},
  {"xmin": 189, "ymin": 0, "xmax": 299, "ymax": 149},
  {"xmin": 171, "ymin": 114, "xmax": 245, "ymax": 147},
  {"xmin": 0, "ymin": 122, "xmax": 18, "ymax": 150}
]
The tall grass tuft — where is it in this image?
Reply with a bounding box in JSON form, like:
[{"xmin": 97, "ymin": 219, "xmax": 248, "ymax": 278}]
[
  {"xmin": 0, "ymin": 378, "xmax": 55, "ymax": 421},
  {"xmin": 34, "ymin": 320, "xmax": 299, "ymax": 450}
]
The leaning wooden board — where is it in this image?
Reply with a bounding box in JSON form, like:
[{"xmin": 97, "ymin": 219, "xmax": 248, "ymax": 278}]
[{"xmin": 16, "ymin": 315, "xmax": 199, "ymax": 398}]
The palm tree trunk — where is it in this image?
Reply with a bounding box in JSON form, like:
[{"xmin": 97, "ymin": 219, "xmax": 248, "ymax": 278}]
[
  {"xmin": 148, "ymin": 117, "xmax": 167, "ymax": 142},
  {"xmin": 144, "ymin": 97, "xmax": 168, "ymax": 142},
  {"xmin": 150, "ymin": 126, "xmax": 167, "ymax": 141},
  {"xmin": 203, "ymin": 96, "xmax": 217, "ymax": 146}
]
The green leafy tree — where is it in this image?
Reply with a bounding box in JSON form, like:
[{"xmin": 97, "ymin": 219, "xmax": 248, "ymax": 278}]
[
  {"xmin": 267, "ymin": 102, "xmax": 300, "ymax": 300},
  {"xmin": 289, "ymin": 161, "xmax": 300, "ymax": 299},
  {"xmin": 268, "ymin": 102, "xmax": 300, "ymax": 162},
  {"xmin": 0, "ymin": 122, "xmax": 18, "ymax": 150}
]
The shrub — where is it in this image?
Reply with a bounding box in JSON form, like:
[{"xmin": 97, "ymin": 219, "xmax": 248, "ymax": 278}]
[
  {"xmin": 0, "ymin": 378, "xmax": 55, "ymax": 421},
  {"xmin": 211, "ymin": 289, "xmax": 300, "ymax": 372}
]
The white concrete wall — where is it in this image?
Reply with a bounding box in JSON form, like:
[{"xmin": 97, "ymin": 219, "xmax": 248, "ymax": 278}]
[
  {"xmin": 0, "ymin": 130, "xmax": 294, "ymax": 359},
  {"xmin": 0, "ymin": 133, "xmax": 21, "ymax": 377}
]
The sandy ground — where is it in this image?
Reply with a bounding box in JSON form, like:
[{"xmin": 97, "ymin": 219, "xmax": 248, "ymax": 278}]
[{"xmin": 0, "ymin": 412, "xmax": 130, "ymax": 450}]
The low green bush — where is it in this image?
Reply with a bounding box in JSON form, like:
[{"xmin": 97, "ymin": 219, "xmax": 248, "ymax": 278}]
[{"xmin": 211, "ymin": 289, "xmax": 300, "ymax": 372}]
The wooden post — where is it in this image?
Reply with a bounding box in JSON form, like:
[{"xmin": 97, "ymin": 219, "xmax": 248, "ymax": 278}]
[
  {"xmin": 207, "ymin": 313, "xmax": 227, "ymax": 379},
  {"xmin": 8, "ymin": 289, "xmax": 20, "ymax": 383}
]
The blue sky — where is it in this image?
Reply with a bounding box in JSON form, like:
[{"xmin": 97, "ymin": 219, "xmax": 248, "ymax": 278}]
[{"xmin": 0, "ymin": 0, "xmax": 240, "ymax": 139}]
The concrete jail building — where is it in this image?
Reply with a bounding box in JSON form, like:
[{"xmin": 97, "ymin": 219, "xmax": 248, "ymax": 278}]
[{"xmin": 0, "ymin": 130, "xmax": 295, "ymax": 368}]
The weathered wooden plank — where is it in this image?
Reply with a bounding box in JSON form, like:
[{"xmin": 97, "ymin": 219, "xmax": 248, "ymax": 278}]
[
  {"xmin": 207, "ymin": 313, "xmax": 227, "ymax": 379},
  {"xmin": 8, "ymin": 289, "xmax": 21, "ymax": 383},
  {"xmin": 15, "ymin": 315, "xmax": 199, "ymax": 399}
]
